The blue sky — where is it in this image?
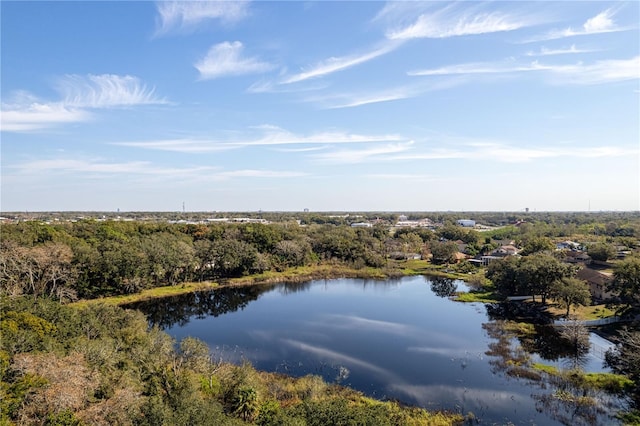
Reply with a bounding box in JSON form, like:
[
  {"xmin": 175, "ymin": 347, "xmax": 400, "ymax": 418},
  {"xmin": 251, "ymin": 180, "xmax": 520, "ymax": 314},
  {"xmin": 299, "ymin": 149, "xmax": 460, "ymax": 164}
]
[{"xmin": 1, "ymin": 1, "xmax": 638, "ymax": 212}]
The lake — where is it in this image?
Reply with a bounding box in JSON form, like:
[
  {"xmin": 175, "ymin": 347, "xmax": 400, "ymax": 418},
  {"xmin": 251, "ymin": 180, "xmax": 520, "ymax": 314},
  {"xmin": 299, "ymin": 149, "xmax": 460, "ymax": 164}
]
[{"xmin": 126, "ymin": 276, "xmax": 623, "ymax": 425}]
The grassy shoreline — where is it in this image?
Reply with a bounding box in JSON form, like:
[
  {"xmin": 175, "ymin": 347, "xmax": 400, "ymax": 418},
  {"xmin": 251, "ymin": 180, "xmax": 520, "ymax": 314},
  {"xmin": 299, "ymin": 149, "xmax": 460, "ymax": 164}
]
[
  {"xmin": 71, "ymin": 260, "xmax": 616, "ymax": 323},
  {"xmin": 72, "ymin": 260, "xmax": 466, "ymax": 307}
]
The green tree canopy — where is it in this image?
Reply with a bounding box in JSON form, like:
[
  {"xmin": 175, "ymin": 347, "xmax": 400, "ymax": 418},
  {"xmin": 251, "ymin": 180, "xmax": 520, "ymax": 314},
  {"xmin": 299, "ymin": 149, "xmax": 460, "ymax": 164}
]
[
  {"xmin": 428, "ymin": 241, "xmax": 458, "ymax": 265},
  {"xmin": 519, "ymin": 236, "xmax": 554, "ymax": 256},
  {"xmin": 518, "ymin": 253, "xmax": 575, "ymax": 303},
  {"xmin": 587, "ymin": 243, "xmax": 617, "ymax": 262},
  {"xmin": 552, "ymin": 277, "xmax": 592, "ymax": 317},
  {"xmin": 608, "ymin": 257, "xmax": 640, "ymax": 314}
]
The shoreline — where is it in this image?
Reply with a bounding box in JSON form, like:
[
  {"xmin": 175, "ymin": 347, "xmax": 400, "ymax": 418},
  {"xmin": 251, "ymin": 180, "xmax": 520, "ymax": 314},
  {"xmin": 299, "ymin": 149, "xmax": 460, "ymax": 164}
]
[
  {"xmin": 70, "ymin": 261, "xmax": 617, "ymax": 325},
  {"xmin": 70, "ymin": 260, "xmax": 469, "ymax": 307}
]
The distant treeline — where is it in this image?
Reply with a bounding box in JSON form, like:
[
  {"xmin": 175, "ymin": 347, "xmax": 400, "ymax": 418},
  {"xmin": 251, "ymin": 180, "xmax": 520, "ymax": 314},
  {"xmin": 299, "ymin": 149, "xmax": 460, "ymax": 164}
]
[
  {"xmin": 1, "ymin": 212, "xmax": 638, "ymax": 301},
  {"xmin": 3, "ymin": 210, "xmax": 640, "ymax": 229}
]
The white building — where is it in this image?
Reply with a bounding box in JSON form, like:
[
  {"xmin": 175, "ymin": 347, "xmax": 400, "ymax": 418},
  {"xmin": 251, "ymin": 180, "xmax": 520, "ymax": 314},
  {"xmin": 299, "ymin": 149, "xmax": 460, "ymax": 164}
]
[{"xmin": 457, "ymin": 219, "xmax": 475, "ymax": 227}]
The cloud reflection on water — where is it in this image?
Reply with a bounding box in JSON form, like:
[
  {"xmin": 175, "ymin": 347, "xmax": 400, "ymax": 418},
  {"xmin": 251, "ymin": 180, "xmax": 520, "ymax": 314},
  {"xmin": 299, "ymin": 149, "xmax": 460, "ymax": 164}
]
[
  {"xmin": 389, "ymin": 383, "xmax": 531, "ymax": 416},
  {"xmin": 281, "ymin": 338, "xmax": 402, "ymax": 383},
  {"xmin": 407, "ymin": 346, "xmax": 485, "ymax": 359},
  {"xmin": 320, "ymin": 314, "xmax": 414, "ymax": 335}
]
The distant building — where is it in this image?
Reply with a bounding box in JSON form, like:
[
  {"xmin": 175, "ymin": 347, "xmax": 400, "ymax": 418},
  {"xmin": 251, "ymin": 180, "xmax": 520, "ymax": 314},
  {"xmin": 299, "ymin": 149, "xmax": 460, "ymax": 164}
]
[
  {"xmin": 351, "ymin": 222, "xmax": 372, "ymax": 228},
  {"xmin": 564, "ymin": 251, "xmax": 591, "ymax": 264},
  {"xmin": 492, "ymin": 244, "xmax": 520, "ymax": 256},
  {"xmin": 556, "ymin": 240, "xmax": 581, "ymax": 250},
  {"xmin": 478, "ymin": 255, "xmax": 503, "ymax": 266},
  {"xmin": 395, "ymin": 218, "xmax": 433, "ymax": 228},
  {"xmin": 457, "ymin": 219, "xmax": 475, "ymax": 227},
  {"xmin": 577, "ymin": 267, "xmax": 614, "ymax": 302}
]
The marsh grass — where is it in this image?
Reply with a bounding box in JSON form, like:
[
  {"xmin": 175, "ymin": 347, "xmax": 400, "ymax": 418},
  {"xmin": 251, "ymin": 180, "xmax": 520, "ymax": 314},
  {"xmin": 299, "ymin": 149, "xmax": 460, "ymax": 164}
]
[
  {"xmin": 72, "ymin": 261, "xmax": 474, "ymax": 307},
  {"xmin": 71, "ymin": 281, "xmax": 220, "ymax": 307},
  {"xmin": 532, "ymin": 363, "xmax": 634, "ymax": 394}
]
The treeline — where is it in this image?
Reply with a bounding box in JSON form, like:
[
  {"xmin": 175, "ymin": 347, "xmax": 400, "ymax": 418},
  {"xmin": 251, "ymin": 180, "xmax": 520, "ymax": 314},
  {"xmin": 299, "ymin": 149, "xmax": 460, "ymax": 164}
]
[
  {"xmin": 0, "ymin": 297, "xmax": 462, "ymax": 425},
  {"xmin": 6, "ymin": 210, "xmax": 639, "ymax": 230},
  {"xmin": 0, "ymin": 220, "xmax": 485, "ymax": 301},
  {"xmin": 1, "ymin": 215, "xmax": 638, "ymax": 302}
]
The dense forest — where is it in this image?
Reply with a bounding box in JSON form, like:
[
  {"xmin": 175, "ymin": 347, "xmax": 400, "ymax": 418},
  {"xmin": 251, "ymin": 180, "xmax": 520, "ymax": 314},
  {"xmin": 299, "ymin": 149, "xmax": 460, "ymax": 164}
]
[
  {"xmin": 2, "ymin": 211, "xmax": 638, "ymax": 301},
  {"xmin": 1, "ymin": 211, "xmax": 640, "ymax": 425}
]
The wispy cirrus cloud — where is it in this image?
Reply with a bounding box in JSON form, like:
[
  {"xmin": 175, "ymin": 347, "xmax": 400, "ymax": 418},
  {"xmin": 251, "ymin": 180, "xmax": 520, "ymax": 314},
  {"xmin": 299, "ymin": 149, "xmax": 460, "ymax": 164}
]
[
  {"xmin": 246, "ymin": 79, "xmax": 329, "ymax": 94},
  {"xmin": 410, "ymin": 60, "xmax": 545, "ymax": 76},
  {"xmin": 0, "ymin": 102, "xmax": 90, "ymax": 132},
  {"xmin": 195, "ymin": 41, "xmax": 275, "ymax": 79},
  {"xmin": 312, "ymin": 141, "xmax": 414, "ymax": 164},
  {"xmin": 325, "ymin": 91, "xmax": 411, "ymax": 109},
  {"xmin": 56, "ymin": 74, "xmax": 167, "ymax": 107},
  {"xmin": 113, "ymin": 125, "xmax": 404, "ymax": 153},
  {"xmin": 215, "ymin": 169, "xmax": 307, "ymax": 178},
  {"xmin": 11, "ymin": 158, "xmax": 213, "ymax": 176},
  {"xmin": 525, "ymin": 44, "xmax": 596, "ymax": 57},
  {"xmin": 523, "ymin": 8, "xmax": 631, "ymax": 43},
  {"xmin": 280, "ymin": 41, "xmax": 401, "ymax": 84},
  {"xmin": 385, "ymin": 3, "xmax": 533, "ymax": 40},
  {"xmin": 391, "ymin": 141, "xmax": 637, "ymax": 163},
  {"xmin": 409, "ymin": 56, "xmax": 640, "ymax": 85},
  {"xmin": 112, "ymin": 139, "xmax": 234, "ymax": 153},
  {"xmin": 155, "ymin": 0, "xmax": 250, "ymax": 36},
  {"xmin": 1, "ymin": 74, "xmax": 166, "ymax": 132},
  {"xmin": 310, "ymin": 78, "xmax": 465, "ymax": 109},
  {"xmin": 306, "ymin": 135, "xmax": 636, "ymax": 165},
  {"xmin": 11, "ymin": 157, "xmax": 304, "ymax": 181},
  {"xmin": 364, "ymin": 173, "xmax": 436, "ymax": 181},
  {"xmin": 546, "ymin": 56, "xmax": 640, "ymax": 84}
]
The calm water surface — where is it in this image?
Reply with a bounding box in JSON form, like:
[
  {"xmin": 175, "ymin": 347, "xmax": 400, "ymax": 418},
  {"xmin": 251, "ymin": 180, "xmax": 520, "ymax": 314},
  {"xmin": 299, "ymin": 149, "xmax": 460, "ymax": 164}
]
[{"xmin": 128, "ymin": 276, "xmax": 622, "ymax": 425}]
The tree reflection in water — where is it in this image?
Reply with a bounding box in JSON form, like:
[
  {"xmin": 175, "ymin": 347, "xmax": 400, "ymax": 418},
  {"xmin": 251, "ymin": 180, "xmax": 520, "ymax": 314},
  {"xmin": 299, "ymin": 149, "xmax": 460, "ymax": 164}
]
[
  {"xmin": 482, "ymin": 320, "xmax": 623, "ymax": 426},
  {"xmin": 124, "ymin": 284, "xmax": 279, "ymax": 329},
  {"xmin": 429, "ymin": 277, "xmax": 457, "ymax": 298},
  {"xmin": 558, "ymin": 320, "xmax": 591, "ymax": 371}
]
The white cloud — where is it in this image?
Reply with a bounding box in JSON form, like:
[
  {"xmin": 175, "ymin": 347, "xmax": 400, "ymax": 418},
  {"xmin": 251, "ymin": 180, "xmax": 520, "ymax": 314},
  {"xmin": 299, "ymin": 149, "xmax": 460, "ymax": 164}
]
[
  {"xmin": 155, "ymin": 0, "xmax": 249, "ymax": 35},
  {"xmin": 391, "ymin": 141, "xmax": 637, "ymax": 163},
  {"xmin": 584, "ymin": 8, "xmax": 616, "ymax": 32},
  {"xmin": 386, "ymin": 4, "xmax": 529, "ymax": 39},
  {"xmin": 246, "ymin": 79, "xmax": 329, "ymax": 94},
  {"xmin": 195, "ymin": 41, "xmax": 274, "ymax": 79},
  {"xmin": 364, "ymin": 173, "xmax": 436, "ymax": 181},
  {"xmin": 0, "ymin": 102, "xmax": 90, "ymax": 132},
  {"xmin": 280, "ymin": 41, "xmax": 401, "ymax": 84},
  {"xmin": 114, "ymin": 126, "xmax": 404, "ymax": 152},
  {"xmin": 523, "ymin": 8, "xmax": 630, "ymax": 42},
  {"xmin": 57, "ymin": 74, "xmax": 166, "ymax": 108},
  {"xmin": 410, "ymin": 56, "xmax": 640, "ymax": 85},
  {"xmin": 323, "ymin": 91, "xmax": 411, "ymax": 109},
  {"xmin": 215, "ymin": 170, "xmax": 307, "ymax": 178},
  {"xmin": 246, "ymin": 126, "xmax": 403, "ymax": 146},
  {"xmin": 545, "ymin": 56, "xmax": 640, "ymax": 85},
  {"xmin": 12, "ymin": 158, "xmax": 213, "ymax": 176},
  {"xmin": 525, "ymin": 44, "xmax": 595, "ymax": 57},
  {"xmin": 313, "ymin": 79, "xmax": 465, "ymax": 109},
  {"xmin": 273, "ymin": 146, "xmax": 328, "ymax": 153},
  {"xmin": 312, "ymin": 141, "xmax": 414, "ymax": 164},
  {"xmin": 112, "ymin": 139, "xmax": 237, "ymax": 153},
  {"xmin": 2, "ymin": 74, "xmax": 167, "ymax": 133},
  {"xmin": 11, "ymin": 157, "xmax": 304, "ymax": 181},
  {"xmin": 409, "ymin": 60, "xmax": 544, "ymax": 76}
]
